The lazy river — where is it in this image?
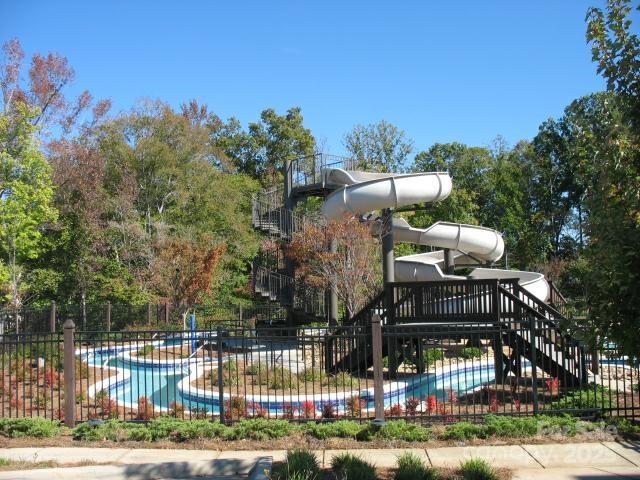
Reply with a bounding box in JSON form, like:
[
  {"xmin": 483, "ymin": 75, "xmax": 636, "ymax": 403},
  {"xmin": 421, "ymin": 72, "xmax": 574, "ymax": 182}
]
[{"xmin": 81, "ymin": 336, "xmax": 496, "ymax": 416}]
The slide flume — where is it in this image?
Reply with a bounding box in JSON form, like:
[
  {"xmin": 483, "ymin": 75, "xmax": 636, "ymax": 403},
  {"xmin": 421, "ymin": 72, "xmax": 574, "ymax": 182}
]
[{"xmin": 320, "ymin": 168, "xmax": 548, "ymax": 301}]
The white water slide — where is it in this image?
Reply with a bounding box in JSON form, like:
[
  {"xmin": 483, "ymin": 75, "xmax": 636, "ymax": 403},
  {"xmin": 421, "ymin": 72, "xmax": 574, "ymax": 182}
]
[{"xmin": 320, "ymin": 169, "xmax": 549, "ymax": 301}]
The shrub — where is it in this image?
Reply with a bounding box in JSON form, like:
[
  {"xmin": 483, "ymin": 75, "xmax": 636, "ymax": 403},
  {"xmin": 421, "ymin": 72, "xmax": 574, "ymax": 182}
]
[
  {"xmin": 346, "ymin": 396, "xmax": 366, "ymax": 417},
  {"xmin": 72, "ymin": 420, "xmax": 134, "ymax": 441},
  {"xmin": 376, "ymin": 420, "xmax": 430, "ymax": 441},
  {"xmin": 269, "ymin": 367, "xmax": 297, "ymax": 390},
  {"xmin": 423, "ymin": 349, "xmax": 444, "ymax": 367},
  {"xmin": 0, "ymin": 418, "xmax": 62, "ymax": 438},
  {"xmin": 278, "ymin": 449, "xmax": 320, "ymax": 480},
  {"xmin": 324, "ymin": 370, "xmax": 354, "ymax": 388},
  {"xmin": 136, "ymin": 396, "xmax": 155, "ymax": 420},
  {"xmin": 303, "ymin": 420, "xmax": 365, "ymax": 439},
  {"xmin": 331, "ymin": 452, "xmax": 377, "ymax": 480},
  {"xmin": 300, "ymin": 400, "xmax": 316, "ymax": 419},
  {"xmin": 224, "ymin": 396, "xmax": 247, "ymax": 421},
  {"xmin": 459, "ymin": 458, "xmax": 498, "ymax": 480},
  {"xmin": 405, "ymin": 397, "xmax": 421, "ymax": 416},
  {"xmin": 395, "ymin": 452, "xmax": 438, "ymax": 480},
  {"xmin": 145, "ymin": 416, "xmax": 184, "ymax": 440},
  {"xmin": 226, "ymin": 418, "xmax": 298, "ymax": 440},
  {"xmin": 211, "ymin": 359, "xmax": 239, "ymax": 387},
  {"xmin": 385, "ymin": 403, "xmax": 404, "ymax": 417},
  {"xmin": 297, "ymin": 367, "xmax": 325, "ymax": 383},
  {"xmin": 174, "ymin": 420, "xmax": 230, "ymax": 441},
  {"xmin": 459, "ymin": 347, "xmax": 483, "ymax": 360},
  {"xmin": 138, "ymin": 345, "xmax": 155, "ymax": 357},
  {"xmin": 168, "ymin": 402, "xmax": 185, "ymax": 418},
  {"xmin": 439, "ymin": 421, "xmax": 488, "ymax": 440},
  {"xmin": 321, "ymin": 403, "xmax": 337, "ymax": 419},
  {"xmin": 552, "ymin": 386, "xmax": 611, "ymax": 414}
]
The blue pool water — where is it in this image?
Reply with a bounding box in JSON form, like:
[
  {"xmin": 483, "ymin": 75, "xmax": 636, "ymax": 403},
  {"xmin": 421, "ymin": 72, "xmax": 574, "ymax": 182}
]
[{"xmin": 84, "ymin": 340, "xmax": 496, "ymax": 415}]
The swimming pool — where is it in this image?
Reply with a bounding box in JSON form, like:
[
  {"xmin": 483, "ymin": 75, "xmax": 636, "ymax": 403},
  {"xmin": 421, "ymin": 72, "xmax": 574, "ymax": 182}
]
[{"xmin": 82, "ymin": 337, "xmax": 496, "ymax": 416}]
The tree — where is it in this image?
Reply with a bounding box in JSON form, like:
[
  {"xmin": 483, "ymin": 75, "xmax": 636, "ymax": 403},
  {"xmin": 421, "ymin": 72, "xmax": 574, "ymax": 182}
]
[
  {"xmin": 0, "ymin": 102, "xmax": 58, "ymax": 307},
  {"xmin": 344, "ymin": 120, "xmax": 413, "ymax": 172},
  {"xmin": 151, "ymin": 236, "xmax": 226, "ymax": 308},
  {"xmin": 581, "ymin": 0, "xmax": 640, "ymax": 356},
  {"xmin": 288, "ymin": 216, "xmax": 381, "ymax": 320},
  {"xmin": 216, "ymin": 107, "xmax": 315, "ymax": 180}
]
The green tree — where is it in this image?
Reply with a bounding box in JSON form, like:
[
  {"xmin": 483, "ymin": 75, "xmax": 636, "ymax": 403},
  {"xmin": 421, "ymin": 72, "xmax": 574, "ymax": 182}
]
[
  {"xmin": 217, "ymin": 107, "xmax": 315, "ymax": 180},
  {"xmin": 581, "ymin": 0, "xmax": 640, "ymax": 356},
  {"xmin": 344, "ymin": 120, "xmax": 413, "ymax": 172},
  {"xmin": 0, "ymin": 103, "xmax": 58, "ymax": 307}
]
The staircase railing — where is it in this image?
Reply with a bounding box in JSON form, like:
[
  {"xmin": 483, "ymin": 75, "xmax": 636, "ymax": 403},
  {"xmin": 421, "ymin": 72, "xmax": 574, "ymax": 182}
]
[{"xmin": 287, "ymin": 153, "xmax": 360, "ymax": 189}]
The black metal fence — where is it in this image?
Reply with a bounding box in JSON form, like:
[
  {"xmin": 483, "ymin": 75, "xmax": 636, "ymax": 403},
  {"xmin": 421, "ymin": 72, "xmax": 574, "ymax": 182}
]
[
  {"xmin": 0, "ymin": 322, "xmax": 636, "ymax": 425},
  {"xmin": 0, "ymin": 302, "xmax": 288, "ymax": 334}
]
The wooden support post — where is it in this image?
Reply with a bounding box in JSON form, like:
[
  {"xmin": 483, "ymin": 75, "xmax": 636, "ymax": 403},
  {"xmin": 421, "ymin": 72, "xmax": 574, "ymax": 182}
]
[
  {"xmin": 63, "ymin": 320, "xmax": 76, "ymax": 428},
  {"xmin": 371, "ymin": 313, "xmax": 385, "ymax": 425},
  {"xmin": 164, "ymin": 302, "xmax": 170, "ymax": 324},
  {"xmin": 106, "ymin": 302, "xmax": 111, "ymax": 332},
  {"xmin": 49, "ymin": 301, "xmax": 56, "ymax": 333},
  {"xmin": 146, "ymin": 303, "xmax": 152, "ymax": 325}
]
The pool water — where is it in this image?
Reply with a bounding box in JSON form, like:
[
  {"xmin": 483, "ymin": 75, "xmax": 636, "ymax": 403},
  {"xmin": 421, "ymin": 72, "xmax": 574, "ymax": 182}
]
[{"xmin": 84, "ymin": 340, "xmax": 496, "ymax": 415}]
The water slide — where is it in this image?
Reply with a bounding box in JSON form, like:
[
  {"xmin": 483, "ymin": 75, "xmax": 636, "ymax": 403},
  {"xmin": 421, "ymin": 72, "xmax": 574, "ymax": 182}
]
[{"xmin": 320, "ymin": 169, "xmax": 549, "ymax": 301}]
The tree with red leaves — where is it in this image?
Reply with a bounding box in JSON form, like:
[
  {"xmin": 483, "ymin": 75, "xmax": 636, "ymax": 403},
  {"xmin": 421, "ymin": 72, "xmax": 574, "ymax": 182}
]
[{"xmin": 287, "ymin": 215, "xmax": 381, "ymax": 320}]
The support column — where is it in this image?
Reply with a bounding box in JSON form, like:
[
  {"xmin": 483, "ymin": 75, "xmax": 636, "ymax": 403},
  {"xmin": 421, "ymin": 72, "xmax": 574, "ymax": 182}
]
[
  {"xmin": 381, "ymin": 209, "xmax": 394, "ymax": 285},
  {"xmin": 381, "ymin": 209, "xmax": 398, "ymax": 377},
  {"xmin": 443, "ymin": 248, "xmax": 455, "ymax": 275},
  {"xmin": 329, "ymin": 238, "xmax": 339, "ymax": 326}
]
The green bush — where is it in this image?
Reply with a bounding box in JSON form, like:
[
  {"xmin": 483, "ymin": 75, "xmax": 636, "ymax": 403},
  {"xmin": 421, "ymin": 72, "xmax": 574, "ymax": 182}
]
[
  {"xmin": 145, "ymin": 416, "xmax": 185, "ymax": 440},
  {"xmin": 459, "ymin": 347, "xmax": 483, "ymax": 360},
  {"xmin": 376, "ymin": 420, "xmax": 430, "ymax": 441},
  {"xmin": 303, "ymin": 420, "xmax": 365, "ymax": 439},
  {"xmin": 331, "ymin": 452, "xmax": 377, "ymax": 480},
  {"xmin": 552, "ymin": 386, "xmax": 611, "ymax": 414},
  {"xmin": 174, "ymin": 420, "xmax": 230, "ymax": 440},
  {"xmin": 459, "ymin": 458, "xmax": 498, "ymax": 480},
  {"xmin": 278, "ymin": 449, "xmax": 320, "ymax": 480},
  {"xmin": 439, "ymin": 421, "xmax": 488, "ymax": 440},
  {"xmin": 72, "ymin": 420, "xmax": 135, "ymax": 441},
  {"xmin": 226, "ymin": 418, "xmax": 298, "ymax": 440},
  {"xmin": 0, "ymin": 418, "xmax": 62, "ymax": 438},
  {"xmin": 211, "ymin": 358, "xmax": 239, "ymax": 387},
  {"xmin": 138, "ymin": 345, "xmax": 155, "ymax": 357},
  {"xmin": 394, "ymin": 452, "xmax": 438, "ymax": 480}
]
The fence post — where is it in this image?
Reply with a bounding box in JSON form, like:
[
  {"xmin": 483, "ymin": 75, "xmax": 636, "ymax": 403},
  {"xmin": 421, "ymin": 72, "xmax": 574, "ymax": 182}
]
[
  {"xmin": 50, "ymin": 301, "xmax": 56, "ymax": 333},
  {"xmin": 492, "ymin": 281, "xmax": 505, "ymax": 385},
  {"xmin": 216, "ymin": 327, "xmax": 226, "ymax": 424},
  {"xmin": 371, "ymin": 314, "xmax": 385, "ymax": 425},
  {"xmin": 63, "ymin": 319, "xmax": 76, "ymax": 428},
  {"xmin": 147, "ymin": 303, "xmax": 152, "ymax": 325},
  {"xmin": 106, "ymin": 302, "xmax": 111, "ymax": 332},
  {"xmin": 164, "ymin": 302, "xmax": 170, "ymax": 324},
  {"xmin": 529, "ymin": 315, "xmax": 539, "ymax": 415}
]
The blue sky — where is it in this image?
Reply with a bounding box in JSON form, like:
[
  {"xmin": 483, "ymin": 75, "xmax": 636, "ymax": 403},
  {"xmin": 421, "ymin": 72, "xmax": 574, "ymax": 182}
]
[{"xmin": 1, "ymin": 1, "xmax": 628, "ymax": 155}]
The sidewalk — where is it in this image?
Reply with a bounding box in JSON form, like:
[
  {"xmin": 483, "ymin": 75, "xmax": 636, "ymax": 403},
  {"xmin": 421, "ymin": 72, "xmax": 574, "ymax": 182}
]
[{"xmin": 0, "ymin": 441, "xmax": 637, "ymax": 479}]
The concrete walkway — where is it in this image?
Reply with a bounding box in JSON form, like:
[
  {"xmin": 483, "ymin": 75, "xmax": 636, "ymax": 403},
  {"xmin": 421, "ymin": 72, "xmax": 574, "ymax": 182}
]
[{"xmin": 0, "ymin": 441, "xmax": 637, "ymax": 479}]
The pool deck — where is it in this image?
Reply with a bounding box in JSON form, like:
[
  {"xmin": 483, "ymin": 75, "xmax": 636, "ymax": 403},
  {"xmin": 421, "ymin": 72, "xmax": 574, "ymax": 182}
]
[{"xmin": 0, "ymin": 441, "xmax": 638, "ymax": 479}]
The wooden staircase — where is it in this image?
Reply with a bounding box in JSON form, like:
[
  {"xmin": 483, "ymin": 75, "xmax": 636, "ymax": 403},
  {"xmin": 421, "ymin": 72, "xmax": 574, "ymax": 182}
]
[{"xmin": 325, "ymin": 279, "xmax": 588, "ymax": 387}]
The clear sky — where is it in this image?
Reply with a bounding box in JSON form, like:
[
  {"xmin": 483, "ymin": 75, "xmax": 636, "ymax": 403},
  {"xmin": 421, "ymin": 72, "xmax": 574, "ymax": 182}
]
[{"xmin": 2, "ymin": 1, "xmax": 629, "ymax": 155}]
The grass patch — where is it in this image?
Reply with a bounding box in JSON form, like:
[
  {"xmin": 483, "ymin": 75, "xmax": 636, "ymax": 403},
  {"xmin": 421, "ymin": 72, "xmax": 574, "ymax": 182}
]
[
  {"xmin": 395, "ymin": 452, "xmax": 438, "ymax": 480},
  {"xmin": 331, "ymin": 452, "xmax": 377, "ymax": 480},
  {"xmin": 459, "ymin": 458, "xmax": 499, "ymax": 480},
  {"xmin": 277, "ymin": 449, "xmax": 320, "ymax": 480}
]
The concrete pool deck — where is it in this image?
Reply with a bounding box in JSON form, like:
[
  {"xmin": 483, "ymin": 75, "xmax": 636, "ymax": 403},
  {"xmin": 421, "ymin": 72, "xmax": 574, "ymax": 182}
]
[{"xmin": 0, "ymin": 441, "xmax": 638, "ymax": 479}]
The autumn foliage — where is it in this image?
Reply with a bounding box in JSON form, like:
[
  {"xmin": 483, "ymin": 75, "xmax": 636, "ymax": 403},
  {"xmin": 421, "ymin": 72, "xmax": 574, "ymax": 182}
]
[{"xmin": 288, "ymin": 215, "xmax": 380, "ymax": 319}]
